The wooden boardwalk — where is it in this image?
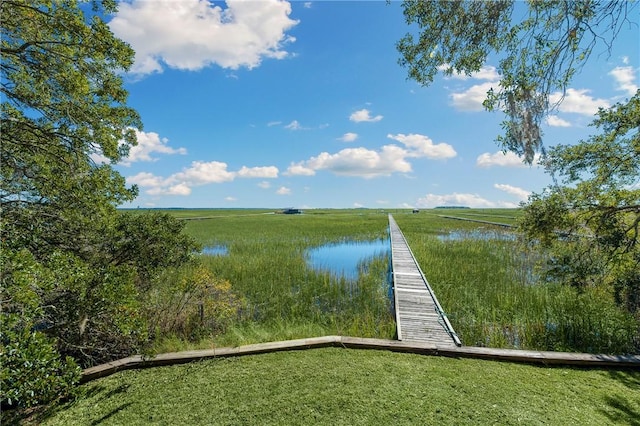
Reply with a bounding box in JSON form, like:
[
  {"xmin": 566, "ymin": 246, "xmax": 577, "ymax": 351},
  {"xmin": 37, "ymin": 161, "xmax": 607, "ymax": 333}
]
[{"xmin": 389, "ymin": 214, "xmax": 461, "ymax": 347}]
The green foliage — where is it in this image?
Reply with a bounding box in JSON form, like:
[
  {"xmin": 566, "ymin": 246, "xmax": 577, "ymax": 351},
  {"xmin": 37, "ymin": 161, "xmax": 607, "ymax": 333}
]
[
  {"xmin": 2, "ymin": 214, "xmax": 200, "ymax": 370},
  {"xmin": 1, "ymin": 0, "xmax": 141, "ymax": 233},
  {"xmin": 0, "ymin": 0, "xmax": 201, "ymax": 409},
  {"xmin": 395, "ymin": 212, "xmax": 638, "ymax": 354},
  {"xmin": 399, "ymin": 0, "xmax": 639, "ymax": 339},
  {"xmin": 146, "ymin": 265, "xmax": 247, "ymax": 341},
  {"xmin": 521, "ymin": 94, "xmax": 640, "ymax": 317},
  {"xmin": 1, "ymin": 326, "xmax": 80, "ymax": 409},
  {"xmin": 397, "ymin": 0, "xmax": 636, "ymax": 162},
  {"xmin": 107, "ymin": 212, "xmax": 202, "ymax": 290},
  {"xmin": 0, "ymin": 249, "xmax": 81, "ymax": 408},
  {"xmin": 398, "ymin": 1, "xmax": 513, "ymax": 85}
]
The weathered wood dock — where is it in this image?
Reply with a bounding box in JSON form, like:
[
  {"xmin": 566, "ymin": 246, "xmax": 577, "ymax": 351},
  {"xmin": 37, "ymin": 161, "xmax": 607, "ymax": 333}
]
[{"xmin": 389, "ymin": 214, "xmax": 461, "ymax": 347}]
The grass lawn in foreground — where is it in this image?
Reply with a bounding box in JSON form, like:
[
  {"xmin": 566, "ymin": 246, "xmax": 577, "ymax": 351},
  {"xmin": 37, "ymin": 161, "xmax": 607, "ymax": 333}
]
[{"xmin": 33, "ymin": 348, "xmax": 639, "ymax": 425}]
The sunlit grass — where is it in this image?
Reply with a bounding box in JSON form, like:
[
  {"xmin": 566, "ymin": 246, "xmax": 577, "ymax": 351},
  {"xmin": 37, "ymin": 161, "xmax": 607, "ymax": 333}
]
[
  {"xmin": 145, "ymin": 208, "xmax": 637, "ymax": 354},
  {"xmin": 151, "ymin": 210, "xmax": 396, "ymax": 350},
  {"xmin": 394, "ymin": 212, "xmax": 638, "ymax": 353},
  {"xmin": 30, "ymin": 348, "xmax": 640, "ymax": 426}
]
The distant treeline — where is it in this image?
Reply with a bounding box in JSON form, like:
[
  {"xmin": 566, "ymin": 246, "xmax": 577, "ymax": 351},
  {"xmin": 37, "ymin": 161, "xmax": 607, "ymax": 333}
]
[{"xmin": 434, "ymin": 206, "xmax": 470, "ymax": 209}]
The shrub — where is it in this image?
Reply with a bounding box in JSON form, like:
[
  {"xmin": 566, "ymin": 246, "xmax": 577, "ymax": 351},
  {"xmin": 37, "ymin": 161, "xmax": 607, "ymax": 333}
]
[
  {"xmin": 1, "ymin": 323, "xmax": 80, "ymax": 409},
  {"xmin": 146, "ymin": 265, "xmax": 247, "ymax": 341}
]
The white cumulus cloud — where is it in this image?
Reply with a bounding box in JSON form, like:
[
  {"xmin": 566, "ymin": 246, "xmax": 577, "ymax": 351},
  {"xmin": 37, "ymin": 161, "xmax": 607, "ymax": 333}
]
[
  {"xmin": 276, "ymin": 186, "xmax": 291, "ymax": 195},
  {"xmin": 286, "ymin": 132, "xmax": 454, "ymax": 178},
  {"xmin": 120, "ymin": 130, "xmax": 187, "ymax": 166},
  {"xmin": 415, "ymin": 193, "xmax": 517, "ymax": 209},
  {"xmin": 338, "ymin": 132, "xmax": 358, "ymax": 142},
  {"xmin": 236, "ymin": 166, "xmax": 279, "ymax": 178},
  {"xmin": 127, "ymin": 161, "xmax": 278, "ymax": 196},
  {"xmin": 91, "ymin": 129, "xmax": 187, "ymax": 166},
  {"xmin": 258, "ymin": 181, "xmax": 271, "ymax": 189},
  {"xmin": 494, "ymin": 183, "xmax": 530, "ymax": 201},
  {"xmin": 549, "ymin": 88, "xmax": 610, "ymax": 116},
  {"xmin": 609, "ymin": 66, "xmax": 639, "ymax": 96},
  {"xmin": 148, "ymin": 183, "xmax": 192, "ymax": 196},
  {"xmin": 545, "ymin": 115, "xmax": 571, "ymax": 127},
  {"xmin": 387, "ymin": 133, "xmax": 456, "ymax": 159},
  {"xmin": 476, "ymin": 151, "xmax": 539, "ymax": 168},
  {"xmin": 285, "ymin": 162, "xmax": 316, "ymax": 176},
  {"xmin": 349, "ymin": 109, "xmax": 383, "ymax": 123},
  {"xmin": 109, "ymin": 0, "xmax": 298, "ymax": 75},
  {"xmin": 170, "ymin": 161, "xmax": 236, "ymax": 185},
  {"xmin": 450, "ymin": 81, "xmax": 497, "ymax": 111},
  {"xmin": 128, "ymin": 172, "xmax": 166, "ymax": 188},
  {"xmin": 289, "ymin": 145, "xmax": 411, "ymax": 179}
]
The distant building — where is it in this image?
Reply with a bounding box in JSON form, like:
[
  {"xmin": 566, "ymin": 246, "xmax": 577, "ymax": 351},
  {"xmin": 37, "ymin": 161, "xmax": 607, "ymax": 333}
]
[{"xmin": 282, "ymin": 208, "xmax": 303, "ymax": 214}]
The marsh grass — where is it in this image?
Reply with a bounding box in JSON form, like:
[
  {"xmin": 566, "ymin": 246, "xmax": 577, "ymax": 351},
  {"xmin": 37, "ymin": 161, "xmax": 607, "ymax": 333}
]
[
  {"xmin": 149, "ymin": 209, "xmax": 636, "ymax": 354},
  {"xmin": 151, "ymin": 211, "xmax": 395, "ymax": 351},
  {"xmin": 394, "ymin": 212, "xmax": 638, "ymax": 353}
]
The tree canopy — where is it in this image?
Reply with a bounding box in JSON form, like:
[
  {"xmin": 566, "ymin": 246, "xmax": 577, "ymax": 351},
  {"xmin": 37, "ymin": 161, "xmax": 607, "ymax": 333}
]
[
  {"xmin": 398, "ymin": 1, "xmax": 639, "ymax": 328},
  {"xmin": 1, "ymin": 0, "xmax": 140, "ymax": 246},
  {"xmin": 520, "ymin": 93, "xmax": 640, "ymax": 316},
  {"xmin": 1, "ymin": 0, "xmax": 199, "ymax": 408},
  {"xmin": 397, "ymin": 0, "xmax": 637, "ymax": 162}
]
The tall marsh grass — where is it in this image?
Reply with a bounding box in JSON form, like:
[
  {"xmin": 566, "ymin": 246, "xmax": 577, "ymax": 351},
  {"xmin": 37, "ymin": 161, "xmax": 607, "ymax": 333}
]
[
  {"xmin": 394, "ymin": 212, "xmax": 638, "ymax": 354},
  {"xmin": 150, "ymin": 209, "xmax": 637, "ymax": 354},
  {"xmin": 151, "ymin": 211, "xmax": 395, "ymax": 350}
]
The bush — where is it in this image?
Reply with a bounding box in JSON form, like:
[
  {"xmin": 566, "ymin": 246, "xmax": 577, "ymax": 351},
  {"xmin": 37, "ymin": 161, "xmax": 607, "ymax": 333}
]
[
  {"xmin": 146, "ymin": 265, "xmax": 247, "ymax": 341},
  {"xmin": 1, "ymin": 318, "xmax": 80, "ymax": 409}
]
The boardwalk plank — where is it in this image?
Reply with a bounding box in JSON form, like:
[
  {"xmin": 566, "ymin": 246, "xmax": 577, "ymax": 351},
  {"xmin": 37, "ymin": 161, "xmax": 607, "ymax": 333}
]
[{"xmin": 389, "ymin": 214, "xmax": 460, "ymax": 347}]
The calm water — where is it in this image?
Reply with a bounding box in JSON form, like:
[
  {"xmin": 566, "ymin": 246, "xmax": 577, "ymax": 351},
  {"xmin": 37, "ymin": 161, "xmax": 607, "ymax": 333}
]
[
  {"xmin": 306, "ymin": 239, "xmax": 390, "ymax": 280},
  {"xmin": 202, "ymin": 245, "xmax": 229, "ymax": 256}
]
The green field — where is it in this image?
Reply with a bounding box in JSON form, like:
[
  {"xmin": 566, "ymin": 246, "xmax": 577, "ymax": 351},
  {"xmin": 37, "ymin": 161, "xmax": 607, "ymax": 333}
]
[
  {"xmin": 149, "ymin": 209, "xmax": 395, "ymax": 352},
  {"xmin": 393, "ymin": 212, "xmax": 638, "ymax": 353},
  {"xmin": 9, "ymin": 208, "xmax": 639, "ymax": 425},
  {"xmin": 25, "ymin": 348, "xmax": 640, "ymax": 426},
  {"xmin": 145, "ymin": 208, "xmax": 637, "ymax": 354}
]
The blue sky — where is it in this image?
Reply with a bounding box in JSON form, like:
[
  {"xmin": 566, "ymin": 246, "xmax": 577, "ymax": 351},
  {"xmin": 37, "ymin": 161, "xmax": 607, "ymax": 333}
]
[{"xmin": 104, "ymin": 0, "xmax": 639, "ymax": 209}]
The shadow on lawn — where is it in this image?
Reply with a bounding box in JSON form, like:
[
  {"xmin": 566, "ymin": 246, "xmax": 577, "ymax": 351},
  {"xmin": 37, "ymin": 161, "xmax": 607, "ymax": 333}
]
[
  {"xmin": 599, "ymin": 370, "xmax": 640, "ymax": 426},
  {"xmin": 1, "ymin": 383, "xmax": 132, "ymax": 425},
  {"xmin": 89, "ymin": 402, "xmax": 133, "ymax": 425}
]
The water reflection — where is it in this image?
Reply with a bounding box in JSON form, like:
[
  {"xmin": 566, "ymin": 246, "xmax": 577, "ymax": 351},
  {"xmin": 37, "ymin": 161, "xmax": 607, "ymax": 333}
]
[
  {"xmin": 202, "ymin": 245, "xmax": 228, "ymax": 256},
  {"xmin": 306, "ymin": 239, "xmax": 390, "ymax": 280}
]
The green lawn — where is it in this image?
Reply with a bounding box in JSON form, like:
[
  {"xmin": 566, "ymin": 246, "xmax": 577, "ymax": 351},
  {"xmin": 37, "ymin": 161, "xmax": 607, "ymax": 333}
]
[{"xmin": 28, "ymin": 348, "xmax": 640, "ymax": 425}]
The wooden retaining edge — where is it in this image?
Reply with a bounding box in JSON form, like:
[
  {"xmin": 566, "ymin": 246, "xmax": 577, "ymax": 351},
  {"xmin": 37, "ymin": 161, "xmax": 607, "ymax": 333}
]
[
  {"xmin": 339, "ymin": 337, "xmax": 640, "ymax": 367},
  {"xmin": 81, "ymin": 336, "xmax": 340, "ymax": 383},
  {"xmin": 81, "ymin": 336, "xmax": 640, "ymax": 383}
]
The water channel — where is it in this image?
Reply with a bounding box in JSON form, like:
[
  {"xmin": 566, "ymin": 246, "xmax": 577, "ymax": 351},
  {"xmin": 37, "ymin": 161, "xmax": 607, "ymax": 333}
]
[
  {"xmin": 201, "ymin": 245, "xmax": 229, "ymax": 256},
  {"xmin": 305, "ymin": 239, "xmax": 390, "ymax": 280}
]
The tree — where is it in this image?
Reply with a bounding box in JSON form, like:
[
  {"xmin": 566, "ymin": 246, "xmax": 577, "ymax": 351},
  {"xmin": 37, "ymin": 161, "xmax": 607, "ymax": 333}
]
[
  {"xmin": 397, "ymin": 1, "xmax": 639, "ymax": 337},
  {"xmin": 397, "ymin": 0, "xmax": 637, "ymax": 162},
  {"xmin": 1, "ymin": 0, "xmax": 141, "ymax": 251},
  {"xmin": 520, "ymin": 93, "xmax": 640, "ymax": 317},
  {"xmin": 1, "ymin": 0, "xmax": 200, "ymax": 408}
]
